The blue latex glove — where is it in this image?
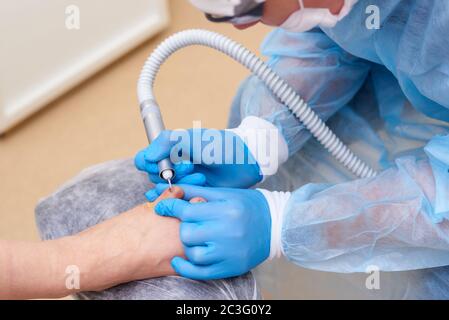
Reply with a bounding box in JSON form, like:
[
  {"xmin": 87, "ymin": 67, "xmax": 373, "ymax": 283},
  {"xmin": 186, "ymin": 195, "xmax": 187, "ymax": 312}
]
[
  {"xmin": 152, "ymin": 184, "xmax": 271, "ymax": 280},
  {"xmin": 135, "ymin": 129, "xmax": 262, "ymax": 194}
]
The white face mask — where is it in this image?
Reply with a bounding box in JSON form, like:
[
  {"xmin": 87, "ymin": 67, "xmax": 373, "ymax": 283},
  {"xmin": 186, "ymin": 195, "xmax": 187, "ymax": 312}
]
[{"xmin": 280, "ymin": 0, "xmax": 358, "ymax": 32}]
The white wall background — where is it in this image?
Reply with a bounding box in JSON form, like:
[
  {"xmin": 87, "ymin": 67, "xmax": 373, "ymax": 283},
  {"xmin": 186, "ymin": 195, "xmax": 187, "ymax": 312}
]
[{"xmin": 0, "ymin": 0, "xmax": 169, "ymax": 133}]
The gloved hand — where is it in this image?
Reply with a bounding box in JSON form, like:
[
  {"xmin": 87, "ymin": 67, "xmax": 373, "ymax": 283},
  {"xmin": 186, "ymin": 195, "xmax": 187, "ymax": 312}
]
[
  {"xmin": 135, "ymin": 127, "xmax": 266, "ymax": 194},
  {"xmin": 151, "ymin": 184, "xmax": 274, "ymax": 280}
]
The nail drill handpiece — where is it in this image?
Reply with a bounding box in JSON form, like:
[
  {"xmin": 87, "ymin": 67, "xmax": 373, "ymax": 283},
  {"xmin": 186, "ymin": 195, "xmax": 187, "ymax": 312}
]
[{"xmin": 140, "ymin": 99, "xmax": 175, "ymax": 189}]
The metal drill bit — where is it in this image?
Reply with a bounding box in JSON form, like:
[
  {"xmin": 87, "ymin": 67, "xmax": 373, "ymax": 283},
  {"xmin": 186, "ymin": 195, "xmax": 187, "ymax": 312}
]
[{"xmin": 167, "ymin": 178, "xmax": 173, "ymax": 191}]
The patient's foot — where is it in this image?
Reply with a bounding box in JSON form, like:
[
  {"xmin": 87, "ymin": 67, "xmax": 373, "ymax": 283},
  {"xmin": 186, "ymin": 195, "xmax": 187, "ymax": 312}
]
[
  {"xmin": 35, "ymin": 159, "xmax": 259, "ymax": 300},
  {"xmin": 74, "ymin": 185, "xmax": 208, "ymax": 288}
]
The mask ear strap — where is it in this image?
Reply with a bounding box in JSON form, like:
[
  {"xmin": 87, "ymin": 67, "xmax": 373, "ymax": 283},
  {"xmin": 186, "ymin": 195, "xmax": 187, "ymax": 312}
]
[{"xmin": 298, "ymin": 0, "xmax": 305, "ymax": 10}]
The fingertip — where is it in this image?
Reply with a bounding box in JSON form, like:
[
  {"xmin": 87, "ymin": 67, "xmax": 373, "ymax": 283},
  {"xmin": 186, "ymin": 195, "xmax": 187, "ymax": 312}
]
[
  {"xmin": 154, "ymin": 194, "xmax": 194, "ymax": 220},
  {"xmin": 143, "ymin": 145, "xmax": 158, "ymax": 162},
  {"xmin": 171, "ymin": 256, "xmax": 184, "ymax": 274},
  {"xmin": 154, "ymin": 200, "xmax": 168, "ymax": 216},
  {"xmin": 145, "ymin": 189, "xmax": 159, "ymax": 202},
  {"xmin": 155, "ymin": 183, "xmax": 170, "ymax": 194},
  {"xmin": 149, "ymin": 173, "xmax": 168, "ymax": 185},
  {"xmin": 170, "ymin": 257, "xmax": 215, "ymax": 280},
  {"xmin": 154, "ymin": 198, "xmax": 183, "ymax": 217},
  {"xmin": 144, "ymin": 131, "xmax": 172, "ymax": 162},
  {"xmin": 134, "ymin": 149, "xmax": 147, "ymax": 171},
  {"xmin": 144, "ymin": 163, "xmax": 160, "ymax": 174},
  {"xmin": 171, "ymin": 256, "xmax": 194, "ymax": 277},
  {"xmin": 143, "ymin": 144, "xmax": 155, "ymax": 160}
]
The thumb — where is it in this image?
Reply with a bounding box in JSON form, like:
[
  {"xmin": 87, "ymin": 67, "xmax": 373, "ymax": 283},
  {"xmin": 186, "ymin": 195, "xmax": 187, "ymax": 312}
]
[
  {"xmin": 154, "ymin": 198, "xmax": 193, "ymax": 221},
  {"xmin": 134, "ymin": 149, "xmax": 148, "ymax": 171},
  {"xmin": 144, "ymin": 129, "xmax": 197, "ymax": 163},
  {"xmin": 144, "ymin": 130, "xmax": 177, "ymax": 162}
]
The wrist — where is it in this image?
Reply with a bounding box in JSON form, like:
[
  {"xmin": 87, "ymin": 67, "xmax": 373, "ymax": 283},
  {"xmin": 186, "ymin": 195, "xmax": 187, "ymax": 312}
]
[
  {"xmin": 256, "ymin": 189, "xmax": 291, "ymax": 259},
  {"xmin": 228, "ymin": 116, "xmax": 289, "ymax": 178}
]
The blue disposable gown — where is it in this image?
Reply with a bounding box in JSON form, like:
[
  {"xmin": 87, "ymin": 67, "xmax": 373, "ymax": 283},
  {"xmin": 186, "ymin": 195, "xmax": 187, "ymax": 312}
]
[{"xmin": 228, "ymin": 0, "xmax": 449, "ymax": 298}]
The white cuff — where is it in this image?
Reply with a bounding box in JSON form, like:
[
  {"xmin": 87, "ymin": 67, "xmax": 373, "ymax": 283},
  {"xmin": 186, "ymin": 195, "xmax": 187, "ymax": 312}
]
[
  {"xmin": 227, "ymin": 116, "xmax": 289, "ymax": 178},
  {"xmin": 257, "ymin": 189, "xmax": 291, "ymax": 260}
]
